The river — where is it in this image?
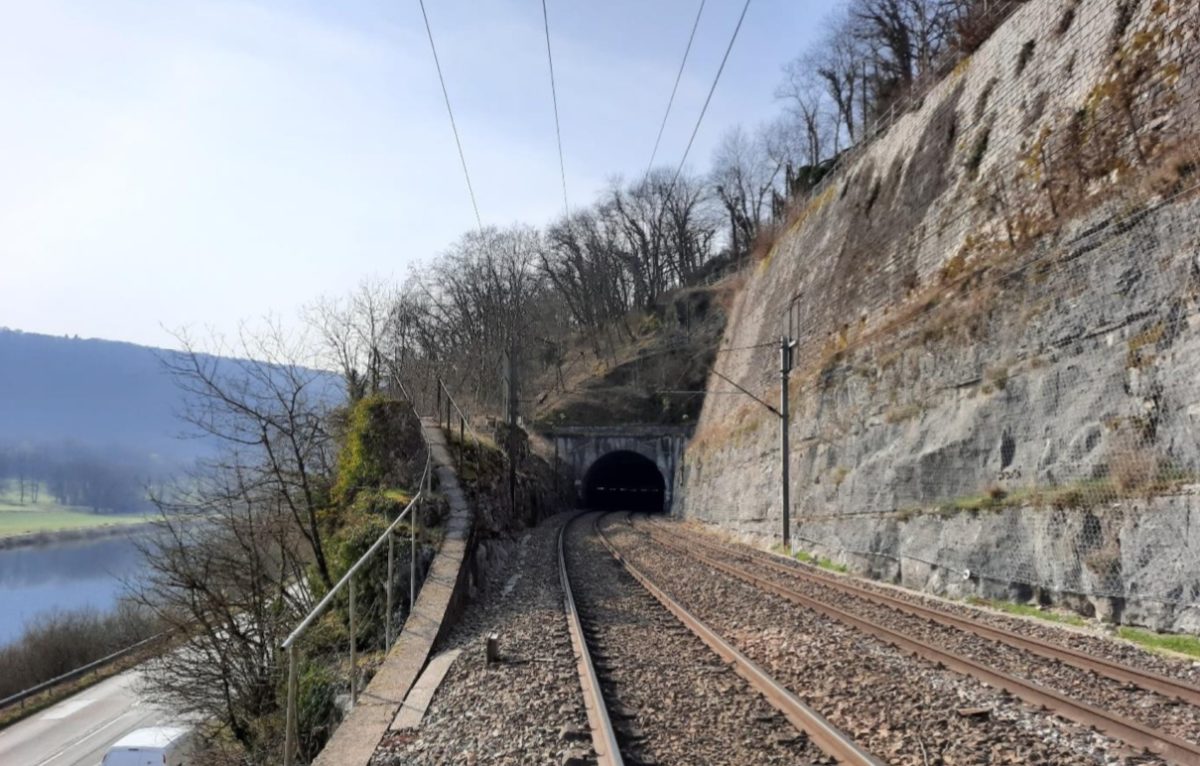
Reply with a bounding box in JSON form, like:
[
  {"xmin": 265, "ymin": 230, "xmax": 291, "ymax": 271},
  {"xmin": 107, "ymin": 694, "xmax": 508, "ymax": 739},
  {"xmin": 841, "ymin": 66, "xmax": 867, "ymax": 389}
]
[{"xmin": 0, "ymin": 533, "xmax": 149, "ymax": 647}]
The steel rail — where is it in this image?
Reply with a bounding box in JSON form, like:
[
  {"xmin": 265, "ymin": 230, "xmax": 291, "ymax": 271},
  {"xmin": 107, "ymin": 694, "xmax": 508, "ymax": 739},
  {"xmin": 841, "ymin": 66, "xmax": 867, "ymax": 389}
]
[
  {"xmin": 558, "ymin": 513, "xmax": 624, "ymax": 766},
  {"xmin": 594, "ymin": 513, "xmax": 884, "ymax": 766},
  {"xmin": 647, "ymin": 519, "xmax": 1200, "ymax": 708},
  {"xmin": 638, "ymin": 523, "xmax": 1200, "ymax": 766}
]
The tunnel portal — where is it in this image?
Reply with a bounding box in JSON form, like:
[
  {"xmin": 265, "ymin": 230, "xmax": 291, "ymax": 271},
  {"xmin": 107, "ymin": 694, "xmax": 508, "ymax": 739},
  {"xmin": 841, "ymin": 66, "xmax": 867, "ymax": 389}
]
[{"xmin": 583, "ymin": 450, "xmax": 666, "ymax": 512}]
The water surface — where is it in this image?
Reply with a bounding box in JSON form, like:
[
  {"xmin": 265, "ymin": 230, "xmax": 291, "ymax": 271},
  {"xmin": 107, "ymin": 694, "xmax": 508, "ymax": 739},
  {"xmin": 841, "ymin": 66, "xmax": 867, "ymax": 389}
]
[{"xmin": 0, "ymin": 533, "xmax": 149, "ymax": 647}]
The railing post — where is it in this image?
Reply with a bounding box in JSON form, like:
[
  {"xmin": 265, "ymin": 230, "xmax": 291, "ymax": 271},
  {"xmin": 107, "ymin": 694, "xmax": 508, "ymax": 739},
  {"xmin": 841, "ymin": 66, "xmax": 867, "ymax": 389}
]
[
  {"xmin": 284, "ymin": 643, "xmax": 297, "ymax": 766},
  {"xmin": 348, "ymin": 577, "xmax": 357, "ymax": 706},
  {"xmin": 410, "ymin": 500, "xmax": 418, "ymax": 609},
  {"xmin": 445, "ymin": 395, "xmax": 451, "ymax": 432},
  {"xmin": 436, "ymin": 378, "xmax": 442, "ymax": 415},
  {"xmin": 459, "ymin": 416, "xmax": 465, "ymax": 475},
  {"xmin": 386, "ymin": 531, "xmax": 395, "ymax": 648}
]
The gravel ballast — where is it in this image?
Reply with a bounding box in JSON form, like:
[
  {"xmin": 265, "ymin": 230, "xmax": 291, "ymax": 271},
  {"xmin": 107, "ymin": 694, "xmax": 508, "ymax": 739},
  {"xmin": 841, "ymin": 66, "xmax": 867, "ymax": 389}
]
[
  {"xmin": 372, "ymin": 513, "xmax": 589, "ymax": 765},
  {"xmin": 603, "ymin": 513, "xmax": 1162, "ymax": 766},
  {"xmin": 565, "ymin": 512, "xmax": 833, "ymax": 766}
]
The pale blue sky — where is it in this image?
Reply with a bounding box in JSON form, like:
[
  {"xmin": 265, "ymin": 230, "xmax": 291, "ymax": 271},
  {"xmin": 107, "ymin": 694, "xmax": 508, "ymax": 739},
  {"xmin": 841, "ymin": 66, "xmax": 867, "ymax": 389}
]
[{"xmin": 0, "ymin": 0, "xmax": 834, "ymax": 348}]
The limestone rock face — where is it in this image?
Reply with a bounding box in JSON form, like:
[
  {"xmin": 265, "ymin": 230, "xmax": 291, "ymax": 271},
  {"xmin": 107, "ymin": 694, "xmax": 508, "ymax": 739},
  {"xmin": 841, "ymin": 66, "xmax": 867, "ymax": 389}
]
[{"xmin": 680, "ymin": 0, "xmax": 1200, "ymax": 629}]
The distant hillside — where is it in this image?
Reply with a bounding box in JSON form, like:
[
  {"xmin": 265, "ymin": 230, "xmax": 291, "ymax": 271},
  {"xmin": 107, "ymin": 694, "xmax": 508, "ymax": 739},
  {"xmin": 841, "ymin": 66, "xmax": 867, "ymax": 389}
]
[{"xmin": 0, "ymin": 329, "xmax": 210, "ymax": 462}]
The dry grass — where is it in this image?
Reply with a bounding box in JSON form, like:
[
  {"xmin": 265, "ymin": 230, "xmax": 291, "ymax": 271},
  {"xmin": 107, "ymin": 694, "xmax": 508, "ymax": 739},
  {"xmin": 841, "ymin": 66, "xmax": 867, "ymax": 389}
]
[
  {"xmin": 884, "ymin": 402, "xmax": 923, "ymax": 424},
  {"xmin": 1107, "ymin": 430, "xmax": 1162, "ymax": 493}
]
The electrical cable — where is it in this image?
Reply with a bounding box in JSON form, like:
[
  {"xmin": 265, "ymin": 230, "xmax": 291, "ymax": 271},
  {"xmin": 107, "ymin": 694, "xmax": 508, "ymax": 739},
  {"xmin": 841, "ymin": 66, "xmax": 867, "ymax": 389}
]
[
  {"xmin": 669, "ymin": 0, "xmax": 752, "ymax": 190},
  {"xmin": 644, "ymin": 0, "xmax": 707, "ymax": 184},
  {"xmin": 418, "ymin": 0, "xmax": 483, "ymax": 231},
  {"xmin": 542, "ymin": 0, "xmax": 570, "ymax": 217}
]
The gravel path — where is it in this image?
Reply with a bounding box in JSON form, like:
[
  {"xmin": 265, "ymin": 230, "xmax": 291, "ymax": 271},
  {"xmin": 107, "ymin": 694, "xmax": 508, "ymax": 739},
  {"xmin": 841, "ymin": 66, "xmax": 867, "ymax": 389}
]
[
  {"xmin": 372, "ymin": 513, "xmax": 590, "ymax": 766},
  {"xmin": 603, "ymin": 513, "xmax": 1161, "ymax": 766},
  {"xmin": 564, "ymin": 512, "xmax": 832, "ymax": 766},
  {"xmin": 641, "ymin": 519, "xmax": 1200, "ymax": 743},
  {"xmin": 663, "ymin": 518, "xmax": 1200, "ymax": 686}
]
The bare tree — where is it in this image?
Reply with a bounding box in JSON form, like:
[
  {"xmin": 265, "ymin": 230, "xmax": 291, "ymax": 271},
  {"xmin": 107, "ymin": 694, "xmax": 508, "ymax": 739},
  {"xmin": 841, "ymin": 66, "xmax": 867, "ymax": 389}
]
[
  {"xmin": 132, "ymin": 321, "xmax": 343, "ymax": 763},
  {"xmin": 307, "ymin": 279, "xmax": 397, "ymax": 402},
  {"xmin": 775, "ymin": 79, "xmax": 829, "ymax": 169},
  {"xmin": 711, "ymin": 125, "xmax": 787, "ymax": 257},
  {"xmin": 159, "ymin": 323, "xmax": 337, "ymax": 589},
  {"xmin": 135, "ymin": 458, "xmax": 315, "ymax": 762}
]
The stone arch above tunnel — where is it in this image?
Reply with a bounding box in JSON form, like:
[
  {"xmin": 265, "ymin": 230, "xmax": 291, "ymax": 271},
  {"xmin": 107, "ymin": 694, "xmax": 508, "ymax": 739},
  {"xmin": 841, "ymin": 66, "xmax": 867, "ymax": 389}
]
[
  {"xmin": 582, "ymin": 450, "xmax": 667, "ymax": 512},
  {"xmin": 543, "ymin": 425, "xmax": 689, "ymax": 513}
]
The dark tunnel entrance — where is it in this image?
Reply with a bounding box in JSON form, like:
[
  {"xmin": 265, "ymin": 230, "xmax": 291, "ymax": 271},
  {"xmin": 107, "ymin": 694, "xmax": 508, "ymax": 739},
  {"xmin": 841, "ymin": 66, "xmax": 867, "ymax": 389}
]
[{"xmin": 582, "ymin": 450, "xmax": 666, "ymax": 512}]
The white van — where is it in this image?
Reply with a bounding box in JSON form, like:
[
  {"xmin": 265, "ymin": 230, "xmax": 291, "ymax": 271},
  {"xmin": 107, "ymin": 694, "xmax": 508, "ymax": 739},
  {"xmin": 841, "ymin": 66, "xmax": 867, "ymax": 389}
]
[{"xmin": 101, "ymin": 726, "xmax": 192, "ymax": 766}]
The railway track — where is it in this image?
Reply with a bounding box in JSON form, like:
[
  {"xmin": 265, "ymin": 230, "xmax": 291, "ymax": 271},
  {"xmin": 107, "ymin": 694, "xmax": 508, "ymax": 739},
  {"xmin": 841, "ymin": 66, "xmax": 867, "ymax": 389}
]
[
  {"xmin": 628, "ymin": 515, "xmax": 1200, "ymax": 766},
  {"xmin": 558, "ymin": 511, "xmax": 881, "ymax": 765},
  {"xmin": 645, "ymin": 516, "xmax": 1200, "ymax": 705},
  {"xmin": 558, "ymin": 513, "xmax": 623, "ymax": 766}
]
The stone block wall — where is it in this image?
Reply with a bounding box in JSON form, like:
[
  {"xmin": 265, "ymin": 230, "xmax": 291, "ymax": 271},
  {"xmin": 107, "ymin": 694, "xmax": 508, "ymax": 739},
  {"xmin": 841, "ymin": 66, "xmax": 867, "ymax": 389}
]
[{"xmin": 679, "ymin": 0, "xmax": 1200, "ymax": 629}]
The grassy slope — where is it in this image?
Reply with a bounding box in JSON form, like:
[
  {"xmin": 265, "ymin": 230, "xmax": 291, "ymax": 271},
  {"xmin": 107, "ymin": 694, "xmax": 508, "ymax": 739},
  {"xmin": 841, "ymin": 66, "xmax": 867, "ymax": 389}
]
[{"xmin": 531, "ymin": 283, "xmax": 734, "ymax": 429}]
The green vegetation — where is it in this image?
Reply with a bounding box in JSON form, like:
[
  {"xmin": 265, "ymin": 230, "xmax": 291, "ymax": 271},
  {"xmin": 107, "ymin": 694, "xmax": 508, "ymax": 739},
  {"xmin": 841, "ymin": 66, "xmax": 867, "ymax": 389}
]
[
  {"xmin": 967, "ymin": 597, "xmax": 1087, "ymax": 627},
  {"xmin": 1117, "ymin": 627, "xmax": 1200, "ymax": 659},
  {"xmin": 895, "ymin": 466, "xmax": 1197, "ymax": 523},
  {"xmin": 333, "ymin": 394, "xmax": 420, "ymax": 506},
  {"xmin": 1016, "ymin": 39, "xmax": 1036, "ymax": 75},
  {"xmin": 1126, "ymin": 322, "xmax": 1165, "ymax": 368},
  {"xmin": 791, "ymin": 548, "xmax": 849, "ymax": 573},
  {"xmin": 0, "ymin": 504, "xmax": 149, "ymax": 538}
]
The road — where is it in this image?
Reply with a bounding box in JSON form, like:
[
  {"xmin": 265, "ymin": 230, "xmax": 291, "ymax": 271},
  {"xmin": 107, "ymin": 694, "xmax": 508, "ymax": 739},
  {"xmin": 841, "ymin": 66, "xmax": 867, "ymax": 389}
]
[{"xmin": 0, "ymin": 669, "xmax": 174, "ymax": 766}]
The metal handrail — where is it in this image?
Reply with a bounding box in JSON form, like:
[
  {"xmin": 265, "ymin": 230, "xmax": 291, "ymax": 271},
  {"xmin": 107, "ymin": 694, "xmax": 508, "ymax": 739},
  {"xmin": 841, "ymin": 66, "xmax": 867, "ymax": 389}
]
[
  {"xmin": 436, "ymin": 376, "xmax": 485, "ymax": 446},
  {"xmin": 435, "ymin": 377, "xmax": 493, "ymax": 478},
  {"xmin": 281, "ymin": 444, "xmax": 432, "ymax": 766},
  {"xmin": 280, "ymin": 489, "xmax": 423, "ymax": 652}
]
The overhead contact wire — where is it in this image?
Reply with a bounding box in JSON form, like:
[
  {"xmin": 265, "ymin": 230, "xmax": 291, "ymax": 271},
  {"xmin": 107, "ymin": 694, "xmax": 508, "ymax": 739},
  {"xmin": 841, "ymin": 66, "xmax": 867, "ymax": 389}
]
[
  {"xmin": 644, "ymin": 0, "xmax": 707, "ymax": 183},
  {"xmin": 669, "ymin": 0, "xmax": 752, "ymax": 189},
  {"xmin": 542, "ymin": 0, "xmax": 570, "ymax": 217},
  {"xmin": 418, "ymin": 0, "xmax": 483, "ymax": 231}
]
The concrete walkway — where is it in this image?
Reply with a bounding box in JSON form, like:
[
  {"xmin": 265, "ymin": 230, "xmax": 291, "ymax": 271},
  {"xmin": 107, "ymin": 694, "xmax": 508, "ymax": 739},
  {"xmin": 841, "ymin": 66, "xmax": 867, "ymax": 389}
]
[{"xmin": 314, "ymin": 418, "xmax": 474, "ymax": 766}]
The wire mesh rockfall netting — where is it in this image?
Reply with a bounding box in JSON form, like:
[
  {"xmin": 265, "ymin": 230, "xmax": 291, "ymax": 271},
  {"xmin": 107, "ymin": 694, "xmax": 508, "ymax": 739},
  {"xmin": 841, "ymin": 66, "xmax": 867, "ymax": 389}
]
[{"xmin": 687, "ymin": 0, "xmax": 1200, "ymax": 626}]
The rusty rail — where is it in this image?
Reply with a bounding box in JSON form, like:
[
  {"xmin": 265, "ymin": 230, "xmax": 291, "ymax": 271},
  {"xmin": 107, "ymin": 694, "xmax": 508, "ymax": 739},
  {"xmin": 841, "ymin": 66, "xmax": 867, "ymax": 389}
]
[
  {"xmin": 648, "ymin": 518, "xmax": 1200, "ymax": 708},
  {"xmin": 638, "ymin": 520, "xmax": 1200, "ymax": 766},
  {"xmin": 558, "ymin": 513, "xmax": 624, "ymax": 766},
  {"xmin": 594, "ymin": 513, "xmax": 884, "ymax": 766}
]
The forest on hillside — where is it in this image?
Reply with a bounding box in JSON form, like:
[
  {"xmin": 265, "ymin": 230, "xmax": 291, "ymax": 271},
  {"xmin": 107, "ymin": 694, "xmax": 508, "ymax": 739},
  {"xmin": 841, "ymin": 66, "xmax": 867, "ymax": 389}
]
[{"xmin": 0, "ymin": 443, "xmax": 157, "ymax": 513}]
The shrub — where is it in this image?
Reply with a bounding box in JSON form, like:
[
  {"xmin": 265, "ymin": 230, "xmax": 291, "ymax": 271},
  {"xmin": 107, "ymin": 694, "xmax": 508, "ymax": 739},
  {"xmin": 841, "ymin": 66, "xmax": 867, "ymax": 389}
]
[
  {"xmin": 0, "ymin": 599, "xmax": 158, "ymax": 699},
  {"xmin": 333, "ymin": 395, "xmax": 424, "ymax": 506},
  {"xmin": 1107, "ymin": 432, "xmax": 1161, "ymax": 493}
]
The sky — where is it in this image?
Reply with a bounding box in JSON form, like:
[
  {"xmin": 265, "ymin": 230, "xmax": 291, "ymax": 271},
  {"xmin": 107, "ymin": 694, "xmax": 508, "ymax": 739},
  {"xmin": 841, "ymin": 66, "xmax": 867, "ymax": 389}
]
[{"xmin": 0, "ymin": 0, "xmax": 836, "ymax": 349}]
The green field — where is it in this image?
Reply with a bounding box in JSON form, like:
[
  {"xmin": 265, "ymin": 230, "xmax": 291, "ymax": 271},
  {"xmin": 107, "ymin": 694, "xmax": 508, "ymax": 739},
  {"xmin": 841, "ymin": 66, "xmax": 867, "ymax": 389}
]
[{"xmin": 0, "ymin": 488, "xmax": 150, "ymax": 538}]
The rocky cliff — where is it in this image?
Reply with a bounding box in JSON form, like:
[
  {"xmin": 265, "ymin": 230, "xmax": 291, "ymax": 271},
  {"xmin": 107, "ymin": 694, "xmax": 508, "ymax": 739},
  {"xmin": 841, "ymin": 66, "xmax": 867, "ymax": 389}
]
[{"xmin": 679, "ymin": 0, "xmax": 1200, "ymax": 630}]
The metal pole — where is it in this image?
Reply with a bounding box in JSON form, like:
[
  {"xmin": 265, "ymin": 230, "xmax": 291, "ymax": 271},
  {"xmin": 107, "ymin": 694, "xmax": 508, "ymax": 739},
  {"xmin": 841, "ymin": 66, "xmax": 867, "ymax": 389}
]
[
  {"xmin": 348, "ymin": 577, "xmax": 357, "ymax": 706},
  {"xmin": 459, "ymin": 416, "xmax": 465, "ymax": 475},
  {"xmin": 284, "ymin": 643, "xmax": 298, "ymax": 766},
  {"xmin": 410, "ymin": 502, "xmax": 417, "ymax": 608},
  {"xmin": 780, "ymin": 336, "xmax": 794, "ymax": 550},
  {"xmin": 386, "ymin": 531, "xmax": 395, "ymax": 648}
]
